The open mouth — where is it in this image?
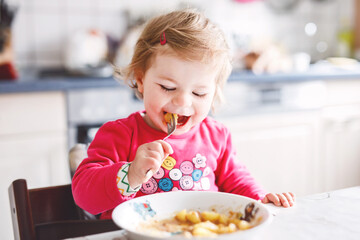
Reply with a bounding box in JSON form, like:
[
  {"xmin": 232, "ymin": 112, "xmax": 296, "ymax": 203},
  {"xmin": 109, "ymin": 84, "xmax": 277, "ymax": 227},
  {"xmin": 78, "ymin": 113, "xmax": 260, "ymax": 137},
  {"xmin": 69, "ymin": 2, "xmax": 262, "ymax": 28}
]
[{"xmin": 164, "ymin": 112, "xmax": 190, "ymax": 127}]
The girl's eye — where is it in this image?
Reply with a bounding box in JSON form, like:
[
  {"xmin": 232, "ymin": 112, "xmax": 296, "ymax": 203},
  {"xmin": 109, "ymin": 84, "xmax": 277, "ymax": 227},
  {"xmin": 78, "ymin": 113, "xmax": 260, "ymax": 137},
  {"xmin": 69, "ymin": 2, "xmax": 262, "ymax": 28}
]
[
  {"xmin": 193, "ymin": 92, "xmax": 207, "ymax": 98},
  {"xmin": 160, "ymin": 85, "xmax": 175, "ymax": 92}
]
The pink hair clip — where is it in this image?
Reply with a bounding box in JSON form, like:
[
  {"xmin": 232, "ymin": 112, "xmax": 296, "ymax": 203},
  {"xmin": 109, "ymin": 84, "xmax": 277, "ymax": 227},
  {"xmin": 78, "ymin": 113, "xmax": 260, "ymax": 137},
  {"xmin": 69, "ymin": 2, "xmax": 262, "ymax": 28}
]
[{"xmin": 160, "ymin": 32, "xmax": 166, "ymax": 45}]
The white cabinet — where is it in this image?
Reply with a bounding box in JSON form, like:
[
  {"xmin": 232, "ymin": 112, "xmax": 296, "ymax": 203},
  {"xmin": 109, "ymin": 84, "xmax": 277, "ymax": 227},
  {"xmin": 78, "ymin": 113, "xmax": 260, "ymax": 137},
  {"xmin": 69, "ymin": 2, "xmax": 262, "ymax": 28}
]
[
  {"xmin": 320, "ymin": 104, "xmax": 360, "ymax": 191},
  {"xmin": 216, "ymin": 79, "xmax": 360, "ymax": 199},
  {"xmin": 217, "ymin": 110, "xmax": 322, "ymax": 197},
  {"xmin": 0, "ymin": 92, "xmax": 70, "ymax": 240},
  {"xmin": 320, "ymin": 80, "xmax": 360, "ymax": 191}
]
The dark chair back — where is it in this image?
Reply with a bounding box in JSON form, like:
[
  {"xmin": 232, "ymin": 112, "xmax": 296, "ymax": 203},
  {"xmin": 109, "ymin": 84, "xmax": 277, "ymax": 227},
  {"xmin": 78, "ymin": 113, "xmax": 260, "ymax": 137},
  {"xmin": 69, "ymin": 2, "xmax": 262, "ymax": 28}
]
[{"xmin": 8, "ymin": 179, "xmax": 120, "ymax": 240}]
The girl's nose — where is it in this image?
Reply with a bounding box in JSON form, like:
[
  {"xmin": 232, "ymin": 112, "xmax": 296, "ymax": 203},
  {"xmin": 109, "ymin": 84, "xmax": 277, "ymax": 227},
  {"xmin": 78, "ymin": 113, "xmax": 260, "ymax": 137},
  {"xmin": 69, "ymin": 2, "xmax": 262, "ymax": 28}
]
[{"xmin": 172, "ymin": 91, "xmax": 192, "ymax": 107}]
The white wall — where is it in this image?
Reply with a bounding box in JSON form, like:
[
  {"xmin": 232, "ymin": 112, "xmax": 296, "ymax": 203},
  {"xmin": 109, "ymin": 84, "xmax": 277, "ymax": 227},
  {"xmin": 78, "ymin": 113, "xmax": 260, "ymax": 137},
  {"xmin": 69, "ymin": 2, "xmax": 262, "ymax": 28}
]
[{"xmin": 8, "ymin": 0, "xmax": 354, "ymax": 70}]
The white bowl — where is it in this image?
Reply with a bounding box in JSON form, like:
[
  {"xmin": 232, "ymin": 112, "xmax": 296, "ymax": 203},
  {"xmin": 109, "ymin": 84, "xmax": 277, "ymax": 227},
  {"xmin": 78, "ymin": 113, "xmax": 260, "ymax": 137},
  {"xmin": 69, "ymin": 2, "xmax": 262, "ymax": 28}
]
[{"xmin": 112, "ymin": 191, "xmax": 273, "ymax": 240}]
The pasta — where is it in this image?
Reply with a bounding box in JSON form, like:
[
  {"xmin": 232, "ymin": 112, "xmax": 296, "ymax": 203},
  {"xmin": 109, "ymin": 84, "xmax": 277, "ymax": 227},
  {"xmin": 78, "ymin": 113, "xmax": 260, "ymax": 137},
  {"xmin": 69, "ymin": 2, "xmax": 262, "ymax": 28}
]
[
  {"xmin": 138, "ymin": 203, "xmax": 260, "ymax": 238},
  {"xmin": 164, "ymin": 113, "xmax": 178, "ymax": 125}
]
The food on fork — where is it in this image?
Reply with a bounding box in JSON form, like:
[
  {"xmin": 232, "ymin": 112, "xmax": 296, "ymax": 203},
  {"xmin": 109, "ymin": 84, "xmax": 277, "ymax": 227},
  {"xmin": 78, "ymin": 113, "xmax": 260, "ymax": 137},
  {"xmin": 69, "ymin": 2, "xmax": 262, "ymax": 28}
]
[{"xmin": 164, "ymin": 113, "xmax": 178, "ymax": 125}]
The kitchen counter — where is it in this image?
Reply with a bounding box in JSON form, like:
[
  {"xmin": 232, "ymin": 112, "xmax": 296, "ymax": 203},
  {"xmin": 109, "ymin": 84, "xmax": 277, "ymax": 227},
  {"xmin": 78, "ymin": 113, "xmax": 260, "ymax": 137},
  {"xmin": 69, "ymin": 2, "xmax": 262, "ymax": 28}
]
[
  {"xmin": 2, "ymin": 63, "xmax": 360, "ymax": 94},
  {"xmin": 0, "ymin": 69, "xmax": 123, "ymax": 93},
  {"xmin": 67, "ymin": 186, "xmax": 360, "ymax": 240},
  {"xmin": 229, "ymin": 63, "xmax": 360, "ymax": 83}
]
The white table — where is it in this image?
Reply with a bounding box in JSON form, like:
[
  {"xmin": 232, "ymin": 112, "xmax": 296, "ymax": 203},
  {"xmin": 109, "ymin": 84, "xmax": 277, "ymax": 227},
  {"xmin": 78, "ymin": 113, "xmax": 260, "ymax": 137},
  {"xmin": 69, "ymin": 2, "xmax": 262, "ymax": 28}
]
[
  {"xmin": 259, "ymin": 186, "xmax": 360, "ymax": 239},
  {"xmin": 67, "ymin": 186, "xmax": 360, "ymax": 240}
]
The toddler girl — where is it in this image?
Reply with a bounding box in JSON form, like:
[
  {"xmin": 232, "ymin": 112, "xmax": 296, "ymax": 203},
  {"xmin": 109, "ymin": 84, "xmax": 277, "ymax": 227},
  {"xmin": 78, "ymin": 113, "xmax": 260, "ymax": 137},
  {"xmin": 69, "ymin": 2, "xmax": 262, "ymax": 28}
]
[{"xmin": 72, "ymin": 9, "xmax": 295, "ymax": 219}]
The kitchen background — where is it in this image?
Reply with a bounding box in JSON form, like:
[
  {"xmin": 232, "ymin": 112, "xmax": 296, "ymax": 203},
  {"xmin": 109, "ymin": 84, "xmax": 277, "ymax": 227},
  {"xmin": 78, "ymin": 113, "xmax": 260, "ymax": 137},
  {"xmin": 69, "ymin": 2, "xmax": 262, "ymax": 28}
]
[
  {"xmin": 1, "ymin": 0, "xmax": 360, "ymax": 239},
  {"xmin": 8, "ymin": 0, "xmax": 357, "ymax": 69}
]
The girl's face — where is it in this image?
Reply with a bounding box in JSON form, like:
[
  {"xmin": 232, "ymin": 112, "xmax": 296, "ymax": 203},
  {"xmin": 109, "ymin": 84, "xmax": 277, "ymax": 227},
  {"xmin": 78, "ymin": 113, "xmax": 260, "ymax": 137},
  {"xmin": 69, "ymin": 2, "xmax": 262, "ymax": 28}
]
[{"xmin": 136, "ymin": 51, "xmax": 218, "ymax": 135}]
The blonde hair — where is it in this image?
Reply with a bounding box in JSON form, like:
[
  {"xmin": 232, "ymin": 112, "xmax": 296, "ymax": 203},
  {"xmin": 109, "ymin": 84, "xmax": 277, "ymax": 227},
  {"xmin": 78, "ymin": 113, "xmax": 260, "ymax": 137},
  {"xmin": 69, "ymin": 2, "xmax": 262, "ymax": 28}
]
[{"xmin": 115, "ymin": 9, "xmax": 232, "ymax": 111}]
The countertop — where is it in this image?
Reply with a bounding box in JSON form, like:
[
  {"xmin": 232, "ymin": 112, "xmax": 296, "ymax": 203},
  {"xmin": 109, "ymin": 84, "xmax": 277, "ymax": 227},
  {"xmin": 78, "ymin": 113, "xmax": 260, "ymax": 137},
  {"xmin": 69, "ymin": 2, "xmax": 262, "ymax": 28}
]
[
  {"xmin": 67, "ymin": 186, "xmax": 360, "ymax": 240},
  {"xmin": 2, "ymin": 63, "xmax": 360, "ymax": 94}
]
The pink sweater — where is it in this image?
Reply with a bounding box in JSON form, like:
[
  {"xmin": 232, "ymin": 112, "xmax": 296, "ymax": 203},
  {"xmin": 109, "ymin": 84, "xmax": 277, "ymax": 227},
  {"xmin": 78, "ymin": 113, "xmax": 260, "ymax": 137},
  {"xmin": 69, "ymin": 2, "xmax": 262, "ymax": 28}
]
[{"xmin": 72, "ymin": 111, "xmax": 266, "ymax": 219}]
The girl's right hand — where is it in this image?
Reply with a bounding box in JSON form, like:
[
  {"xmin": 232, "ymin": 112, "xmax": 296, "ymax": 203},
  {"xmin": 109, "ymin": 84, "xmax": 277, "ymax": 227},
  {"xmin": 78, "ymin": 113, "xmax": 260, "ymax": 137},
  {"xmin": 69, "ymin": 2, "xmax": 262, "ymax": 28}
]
[{"xmin": 127, "ymin": 140, "xmax": 173, "ymax": 189}]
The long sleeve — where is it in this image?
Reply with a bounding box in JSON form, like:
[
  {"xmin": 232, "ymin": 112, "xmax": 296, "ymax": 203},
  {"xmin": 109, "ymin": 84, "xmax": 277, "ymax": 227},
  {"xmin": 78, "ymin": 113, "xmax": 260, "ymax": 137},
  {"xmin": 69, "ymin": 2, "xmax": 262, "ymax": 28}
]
[
  {"xmin": 215, "ymin": 128, "xmax": 266, "ymax": 200},
  {"xmin": 72, "ymin": 113, "xmax": 267, "ymax": 219},
  {"xmin": 72, "ymin": 121, "xmax": 137, "ymax": 216}
]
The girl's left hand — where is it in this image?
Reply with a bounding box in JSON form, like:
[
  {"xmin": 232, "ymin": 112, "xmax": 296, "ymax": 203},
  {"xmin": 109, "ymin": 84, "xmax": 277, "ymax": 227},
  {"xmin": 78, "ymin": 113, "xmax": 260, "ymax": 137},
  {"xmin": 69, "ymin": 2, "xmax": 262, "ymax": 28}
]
[{"xmin": 261, "ymin": 192, "xmax": 295, "ymax": 208}]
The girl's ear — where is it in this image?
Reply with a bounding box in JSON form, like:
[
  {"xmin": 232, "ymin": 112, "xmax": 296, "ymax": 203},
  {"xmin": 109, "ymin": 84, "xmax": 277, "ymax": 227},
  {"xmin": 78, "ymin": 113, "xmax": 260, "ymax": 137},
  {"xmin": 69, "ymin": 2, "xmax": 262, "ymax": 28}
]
[{"xmin": 135, "ymin": 71, "xmax": 144, "ymax": 93}]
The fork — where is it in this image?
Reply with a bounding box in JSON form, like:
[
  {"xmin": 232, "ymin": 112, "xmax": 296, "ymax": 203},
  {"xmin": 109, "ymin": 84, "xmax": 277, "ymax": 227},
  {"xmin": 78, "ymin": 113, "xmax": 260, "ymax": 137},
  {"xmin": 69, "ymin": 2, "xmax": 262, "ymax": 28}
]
[
  {"xmin": 145, "ymin": 113, "xmax": 177, "ymax": 180},
  {"xmin": 163, "ymin": 113, "xmax": 177, "ymax": 140}
]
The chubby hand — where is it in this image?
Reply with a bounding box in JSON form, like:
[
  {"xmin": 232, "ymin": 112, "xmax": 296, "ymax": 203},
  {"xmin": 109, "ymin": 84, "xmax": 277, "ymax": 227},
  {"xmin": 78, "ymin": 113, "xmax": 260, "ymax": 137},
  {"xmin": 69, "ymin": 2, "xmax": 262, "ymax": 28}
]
[
  {"xmin": 128, "ymin": 140, "xmax": 173, "ymax": 188},
  {"xmin": 261, "ymin": 192, "xmax": 295, "ymax": 208}
]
